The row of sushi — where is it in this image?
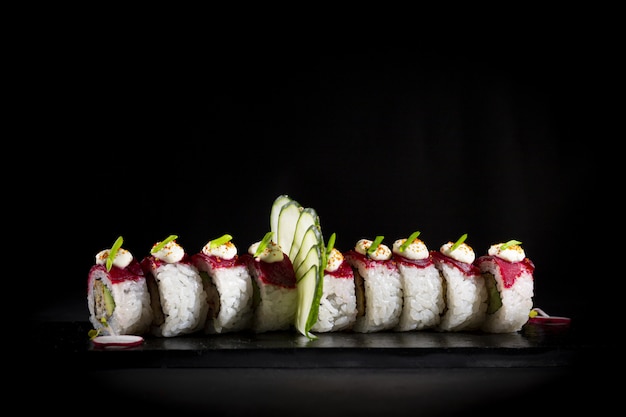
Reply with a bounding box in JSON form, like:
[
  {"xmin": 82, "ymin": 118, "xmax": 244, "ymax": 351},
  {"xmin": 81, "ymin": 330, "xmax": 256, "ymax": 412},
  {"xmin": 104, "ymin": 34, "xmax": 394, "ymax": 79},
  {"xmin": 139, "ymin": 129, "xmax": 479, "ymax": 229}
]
[{"xmin": 87, "ymin": 229, "xmax": 535, "ymax": 339}]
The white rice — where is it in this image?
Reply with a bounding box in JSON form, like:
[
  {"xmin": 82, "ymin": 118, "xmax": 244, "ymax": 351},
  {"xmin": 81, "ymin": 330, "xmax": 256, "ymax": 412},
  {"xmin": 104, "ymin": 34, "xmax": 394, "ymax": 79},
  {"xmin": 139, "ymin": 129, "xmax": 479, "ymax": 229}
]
[
  {"xmin": 199, "ymin": 264, "xmax": 254, "ymax": 334},
  {"xmin": 435, "ymin": 262, "xmax": 488, "ymax": 332},
  {"xmin": 311, "ymin": 273, "xmax": 357, "ymax": 333},
  {"xmin": 148, "ymin": 262, "xmax": 208, "ymax": 337},
  {"xmin": 250, "ymin": 281, "xmax": 297, "ymax": 333},
  {"xmin": 479, "ymin": 259, "xmax": 534, "ymax": 333},
  {"xmin": 394, "ymin": 263, "xmax": 444, "ymax": 331},
  {"xmin": 350, "ymin": 261, "xmax": 403, "ymax": 333},
  {"xmin": 87, "ymin": 267, "xmax": 153, "ymax": 336}
]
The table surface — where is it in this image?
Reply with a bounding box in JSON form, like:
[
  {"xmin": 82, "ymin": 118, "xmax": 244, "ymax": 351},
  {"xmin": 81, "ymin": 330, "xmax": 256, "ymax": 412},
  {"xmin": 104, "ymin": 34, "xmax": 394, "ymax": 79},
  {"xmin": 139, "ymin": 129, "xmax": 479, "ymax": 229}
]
[{"xmin": 27, "ymin": 319, "xmax": 616, "ymax": 415}]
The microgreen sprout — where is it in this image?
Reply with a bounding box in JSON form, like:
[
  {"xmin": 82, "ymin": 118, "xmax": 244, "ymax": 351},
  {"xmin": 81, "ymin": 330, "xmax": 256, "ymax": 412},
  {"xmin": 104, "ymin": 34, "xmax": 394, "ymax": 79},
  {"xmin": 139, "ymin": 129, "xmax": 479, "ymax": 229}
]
[
  {"xmin": 210, "ymin": 234, "xmax": 233, "ymax": 249},
  {"xmin": 367, "ymin": 236, "xmax": 385, "ymax": 256},
  {"xmin": 254, "ymin": 232, "xmax": 274, "ymax": 257},
  {"xmin": 450, "ymin": 233, "xmax": 468, "ymax": 252},
  {"xmin": 106, "ymin": 236, "xmax": 124, "ymax": 272},
  {"xmin": 500, "ymin": 239, "xmax": 522, "ymax": 251},
  {"xmin": 151, "ymin": 234, "xmax": 178, "ymax": 254},
  {"xmin": 399, "ymin": 231, "xmax": 421, "ymax": 252}
]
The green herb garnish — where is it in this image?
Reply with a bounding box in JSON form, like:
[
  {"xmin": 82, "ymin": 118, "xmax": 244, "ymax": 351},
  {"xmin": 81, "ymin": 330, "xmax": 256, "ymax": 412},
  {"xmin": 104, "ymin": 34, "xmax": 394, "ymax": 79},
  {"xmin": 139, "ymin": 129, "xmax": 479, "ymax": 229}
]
[
  {"xmin": 106, "ymin": 236, "xmax": 124, "ymax": 272},
  {"xmin": 325, "ymin": 232, "xmax": 337, "ymax": 258},
  {"xmin": 500, "ymin": 239, "xmax": 522, "ymax": 250},
  {"xmin": 209, "ymin": 234, "xmax": 233, "ymax": 249},
  {"xmin": 450, "ymin": 233, "xmax": 468, "ymax": 252},
  {"xmin": 399, "ymin": 231, "xmax": 421, "ymax": 252},
  {"xmin": 367, "ymin": 235, "xmax": 385, "ymax": 256},
  {"xmin": 151, "ymin": 234, "xmax": 178, "ymax": 254},
  {"xmin": 254, "ymin": 232, "xmax": 274, "ymax": 257}
]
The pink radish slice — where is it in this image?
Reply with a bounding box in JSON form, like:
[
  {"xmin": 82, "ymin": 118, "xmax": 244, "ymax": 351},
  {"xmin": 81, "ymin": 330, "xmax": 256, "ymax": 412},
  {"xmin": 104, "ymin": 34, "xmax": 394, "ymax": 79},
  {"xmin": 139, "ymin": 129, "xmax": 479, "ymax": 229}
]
[{"xmin": 91, "ymin": 335, "xmax": 144, "ymax": 348}]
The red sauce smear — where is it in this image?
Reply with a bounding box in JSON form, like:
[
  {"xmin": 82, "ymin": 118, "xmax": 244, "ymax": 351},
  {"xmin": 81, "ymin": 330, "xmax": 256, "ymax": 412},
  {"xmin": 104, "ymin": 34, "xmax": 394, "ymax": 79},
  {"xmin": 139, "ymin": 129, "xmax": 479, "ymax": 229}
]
[
  {"xmin": 190, "ymin": 252, "xmax": 241, "ymax": 270},
  {"xmin": 344, "ymin": 250, "xmax": 397, "ymax": 271},
  {"xmin": 325, "ymin": 261, "xmax": 354, "ymax": 279},
  {"xmin": 430, "ymin": 250, "xmax": 480, "ymax": 276},
  {"xmin": 240, "ymin": 253, "xmax": 296, "ymax": 288},
  {"xmin": 475, "ymin": 255, "xmax": 535, "ymax": 288},
  {"xmin": 393, "ymin": 253, "xmax": 434, "ymax": 268},
  {"xmin": 89, "ymin": 260, "xmax": 145, "ymax": 284}
]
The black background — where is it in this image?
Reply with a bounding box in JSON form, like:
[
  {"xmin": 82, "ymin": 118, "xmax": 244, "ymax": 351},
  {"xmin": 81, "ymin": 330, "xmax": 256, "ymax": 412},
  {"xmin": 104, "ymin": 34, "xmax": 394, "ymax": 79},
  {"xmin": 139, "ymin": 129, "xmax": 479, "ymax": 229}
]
[{"xmin": 30, "ymin": 29, "xmax": 613, "ymax": 331}]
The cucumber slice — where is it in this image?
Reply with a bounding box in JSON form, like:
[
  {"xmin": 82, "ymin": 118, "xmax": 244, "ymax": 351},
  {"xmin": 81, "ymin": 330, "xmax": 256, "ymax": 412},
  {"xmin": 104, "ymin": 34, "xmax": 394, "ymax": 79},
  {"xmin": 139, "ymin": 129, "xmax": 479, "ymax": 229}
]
[
  {"xmin": 296, "ymin": 264, "xmax": 321, "ymax": 339},
  {"xmin": 292, "ymin": 225, "xmax": 323, "ymax": 275},
  {"xmin": 276, "ymin": 201, "xmax": 303, "ymax": 256},
  {"xmin": 294, "ymin": 241, "xmax": 322, "ymax": 282},
  {"xmin": 270, "ymin": 195, "xmax": 294, "ymax": 244},
  {"xmin": 289, "ymin": 207, "xmax": 320, "ymax": 260}
]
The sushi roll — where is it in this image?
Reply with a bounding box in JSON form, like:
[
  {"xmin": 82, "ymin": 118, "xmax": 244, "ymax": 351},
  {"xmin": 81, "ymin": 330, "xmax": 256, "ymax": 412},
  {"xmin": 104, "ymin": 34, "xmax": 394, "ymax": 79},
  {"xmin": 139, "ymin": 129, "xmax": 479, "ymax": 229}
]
[
  {"xmin": 475, "ymin": 240, "xmax": 534, "ymax": 333},
  {"xmin": 391, "ymin": 232, "xmax": 444, "ymax": 331},
  {"xmin": 310, "ymin": 247, "xmax": 358, "ymax": 333},
  {"xmin": 87, "ymin": 236, "xmax": 153, "ymax": 336},
  {"xmin": 240, "ymin": 232, "xmax": 298, "ymax": 333},
  {"xmin": 191, "ymin": 234, "xmax": 254, "ymax": 334},
  {"xmin": 431, "ymin": 234, "xmax": 488, "ymax": 332},
  {"xmin": 141, "ymin": 235, "xmax": 209, "ymax": 337},
  {"xmin": 344, "ymin": 237, "xmax": 403, "ymax": 333}
]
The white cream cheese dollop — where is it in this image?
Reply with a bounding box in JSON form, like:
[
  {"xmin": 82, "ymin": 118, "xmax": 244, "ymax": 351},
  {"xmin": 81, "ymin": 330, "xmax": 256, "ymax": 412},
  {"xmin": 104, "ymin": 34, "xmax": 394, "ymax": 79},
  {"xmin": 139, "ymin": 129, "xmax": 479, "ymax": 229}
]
[
  {"xmin": 392, "ymin": 238, "xmax": 429, "ymax": 260},
  {"xmin": 202, "ymin": 240, "xmax": 237, "ymax": 260},
  {"xmin": 151, "ymin": 240, "xmax": 185, "ymax": 263},
  {"xmin": 96, "ymin": 248, "xmax": 133, "ymax": 269},
  {"xmin": 440, "ymin": 241, "xmax": 475, "ymax": 264},
  {"xmin": 488, "ymin": 243, "xmax": 525, "ymax": 263},
  {"xmin": 325, "ymin": 248, "xmax": 344, "ymax": 272},
  {"xmin": 355, "ymin": 238, "xmax": 392, "ymax": 261},
  {"xmin": 248, "ymin": 240, "xmax": 284, "ymax": 263}
]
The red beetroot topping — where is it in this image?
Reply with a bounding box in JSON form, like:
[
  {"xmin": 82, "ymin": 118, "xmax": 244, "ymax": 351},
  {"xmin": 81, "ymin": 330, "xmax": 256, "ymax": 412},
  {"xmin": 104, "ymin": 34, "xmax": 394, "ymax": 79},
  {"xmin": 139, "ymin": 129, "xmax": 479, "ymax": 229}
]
[
  {"xmin": 240, "ymin": 253, "xmax": 296, "ymax": 288},
  {"xmin": 430, "ymin": 250, "xmax": 481, "ymax": 276},
  {"xmin": 190, "ymin": 252, "xmax": 240, "ymax": 270},
  {"xmin": 344, "ymin": 250, "xmax": 397, "ymax": 270},
  {"xmin": 325, "ymin": 261, "xmax": 354, "ymax": 279},
  {"xmin": 393, "ymin": 253, "xmax": 434, "ymax": 269},
  {"xmin": 89, "ymin": 260, "xmax": 145, "ymax": 284},
  {"xmin": 475, "ymin": 255, "xmax": 535, "ymax": 288},
  {"xmin": 139, "ymin": 253, "xmax": 194, "ymax": 274}
]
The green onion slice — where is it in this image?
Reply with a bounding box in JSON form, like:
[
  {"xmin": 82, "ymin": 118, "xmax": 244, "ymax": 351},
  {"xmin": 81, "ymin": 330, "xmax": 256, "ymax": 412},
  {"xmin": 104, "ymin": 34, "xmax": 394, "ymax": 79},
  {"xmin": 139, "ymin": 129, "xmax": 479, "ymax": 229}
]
[
  {"xmin": 325, "ymin": 232, "xmax": 337, "ymax": 258},
  {"xmin": 450, "ymin": 233, "xmax": 468, "ymax": 252},
  {"xmin": 500, "ymin": 239, "xmax": 522, "ymax": 251},
  {"xmin": 106, "ymin": 236, "xmax": 124, "ymax": 272},
  {"xmin": 151, "ymin": 234, "xmax": 178, "ymax": 254},
  {"xmin": 367, "ymin": 235, "xmax": 385, "ymax": 256},
  {"xmin": 399, "ymin": 231, "xmax": 421, "ymax": 252},
  {"xmin": 254, "ymin": 232, "xmax": 274, "ymax": 257},
  {"xmin": 209, "ymin": 234, "xmax": 233, "ymax": 249}
]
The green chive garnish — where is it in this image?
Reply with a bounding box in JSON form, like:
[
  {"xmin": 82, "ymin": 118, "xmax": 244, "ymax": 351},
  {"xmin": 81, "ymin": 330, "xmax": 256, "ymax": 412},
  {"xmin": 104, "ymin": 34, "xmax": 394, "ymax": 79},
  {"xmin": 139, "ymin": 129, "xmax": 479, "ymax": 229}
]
[
  {"xmin": 399, "ymin": 231, "xmax": 421, "ymax": 252},
  {"xmin": 151, "ymin": 234, "xmax": 178, "ymax": 254},
  {"xmin": 450, "ymin": 233, "xmax": 468, "ymax": 252},
  {"xmin": 209, "ymin": 234, "xmax": 233, "ymax": 249},
  {"xmin": 254, "ymin": 232, "xmax": 274, "ymax": 257},
  {"xmin": 106, "ymin": 236, "xmax": 124, "ymax": 272},
  {"xmin": 325, "ymin": 232, "xmax": 337, "ymax": 258},
  {"xmin": 500, "ymin": 239, "xmax": 522, "ymax": 251},
  {"xmin": 367, "ymin": 236, "xmax": 385, "ymax": 256}
]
